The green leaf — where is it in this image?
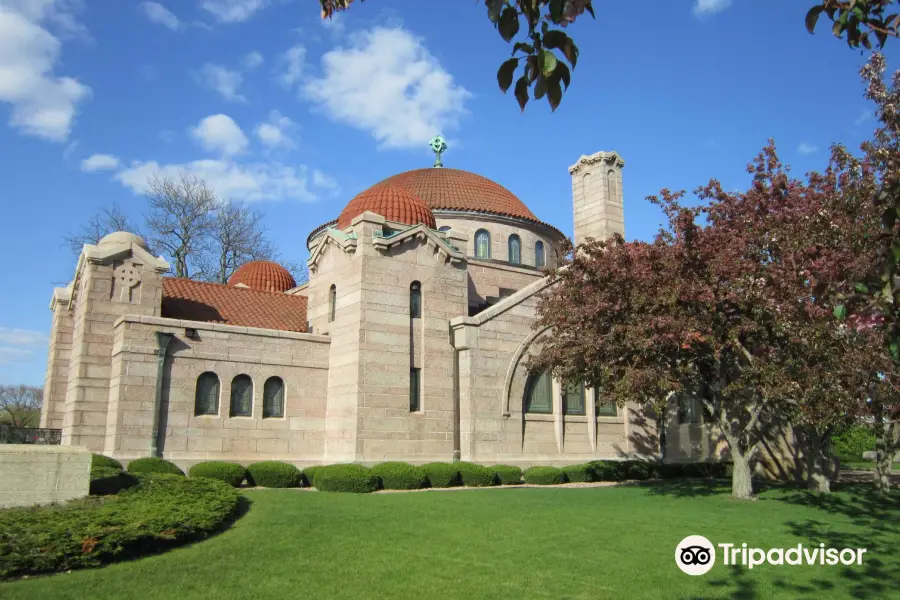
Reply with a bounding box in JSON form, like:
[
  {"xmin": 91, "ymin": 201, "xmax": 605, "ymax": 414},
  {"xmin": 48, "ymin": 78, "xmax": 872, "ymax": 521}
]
[
  {"xmin": 542, "ymin": 30, "xmax": 578, "ymax": 68},
  {"xmin": 892, "ymin": 239, "xmax": 900, "ymax": 264},
  {"xmin": 833, "ymin": 304, "xmax": 847, "ymax": 320},
  {"xmin": 534, "ymin": 76, "xmax": 547, "ymax": 100},
  {"xmin": 546, "ymin": 75, "xmax": 563, "ymax": 111},
  {"xmin": 512, "ymin": 42, "xmax": 534, "ymax": 56},
  {"xmin": 498, "ymin": 7, "xmax": 520, "ymax": 42},
  {"xmin": 806, "ymin": 5, "xmax": 824, "ymax": 33},
  {"xmin": 892, "ymin": 341, "xmax": 900, "ymax": 362},
  {"xmin": 514, "ymin": 75, "xmax": 529, "ymax": 111},
  {"xmin": 486, "ymin": 0, "xmax": 503, "ymax": 23},
  {"xmin": 555, "ymin": 61, "xmax": 571, "ymax": 89},
  {"xmin": 585, "ymin": 2, "xmax": 595, "ymax": 18},
  {"xmin": 548, "ymin": 0, "xmax": 564, "ymax": 23},
  {"xmin": 856, "ymin": 283, "xmax": 870, "ymax": 294},
  {"xmin": 539, "ymin": 50, "xmax": 558, "ymax": 76},
  {"xmin": 497, "ymin": 58, "xmax": 518, "ymax": 93}
]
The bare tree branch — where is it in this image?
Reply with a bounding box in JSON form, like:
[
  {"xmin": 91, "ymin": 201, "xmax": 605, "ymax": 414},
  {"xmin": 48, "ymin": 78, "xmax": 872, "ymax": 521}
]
[
  {"xmin": 0, "ymin": 385, "xmax": 42, "ymax": 428},
  {"xmin": 62, "ymin": 202, "xmax": 143, "ymax": 256}
]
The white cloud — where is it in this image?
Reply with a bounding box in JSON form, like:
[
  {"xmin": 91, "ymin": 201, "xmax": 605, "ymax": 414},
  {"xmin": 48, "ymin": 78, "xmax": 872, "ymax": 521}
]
[
  {"xmin": 693, "ymin": 0, "xmax": 732, "ymax": 16},
  {"xmin": 278, "ymin": 44, "xmax": 305, "ymax": 88},
  {"xmin": 189, "ymin": 114, "xmax": 248, "ymax": 156},
  {"xmin": 855, "ymin": 109, "xmax": 873, "ymax": 126},
  {"xmin": 254, "ymin": 110, "xmax": 296, "ymax": 149},
  {"xmin": 0, "ymin": 327, "xmax": 47, "ymax": 365},
  {"xmin": 301, "ymin": 27, "xmax": 470, "ymax": 149},
  {"xmin": 321, "ymin": 12, "xmax": 345, "ymax": 34},
  {"xmin": 0, "ymin": 2, "xmax": 91, "ymax": 141},
  {"xmin": 241, "ymin": 50, "xmax": 263, "ymax": 70},
  {"xmin": 201, "ymin": 0, "xmax": 266, "ymax": 23},
  {"xmin": 139, "ymin": 2, "xmax": 180, "ymax": 31},
  {"xmin": 198, "ymin": 63, "xmax": 246, "ymax": 102},
  {"xmin": 81, "ymin": 153, "xmax": 120, "ymax": 172},
  {"xmin": 798, "ymin": 142, "xmax": 819, "ymax": 155},
  {"xmin": 312, "ymin": 168, "xmax": 339, "ymax": 194},
  {"xmin": 0, "ymin": 347, "xmax": 35, "ymax": 365},
  {"xmin": 115, "ymin": 159, "xmax": 325, "ymax": 202}
]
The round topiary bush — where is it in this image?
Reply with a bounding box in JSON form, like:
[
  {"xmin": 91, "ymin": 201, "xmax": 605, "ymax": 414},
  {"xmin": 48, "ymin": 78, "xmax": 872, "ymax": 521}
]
[
  {"xmin": 421, "ymin": 463, "xmax": 461, "ymax": 488},
  {"xmin": 126, "ymin": 457, "xmax": 185, "ymax": 476},
  {"xmin": 188, "ymin": 461, "xmax": 247, "ymax": 487},
  {"xmin": 524, "ymin": 466, "xmax": 567, "ymax": 485},
  {"xmin": 561, "ymin": 463, "xmax": 594, "ymax": 483},
  {"xmin": 621, "ymin": 460, "xmax": 654, "ymax": 481},
  {"xmin": 314, "ymin": 464, "xmax": 379, "ymax": 493},
  {"xmin": 588, "ymin": 460, "xmax": 625, "ymax": 481},
  {"xmin": 456, "ymin": 462, "xmax": 498, "ymax": 487},
  {"xmin": 0, "ymin": 473, "xmax": 240, "ymax": 580},
  {"xmin": 302, "ymin": 466, "xmax": 322, "ymax": 487},
  {"xmin": 91, "ymin": 453, "xmax": 123, "ymax": 471},
  {"xmin": 246, "ymin": 461, "xmax": 302, "ymax": 488},
  {"xmin": 371, "ymin": 462, "xmax": 428, "ymax": 490},
  {"xmin": 89, "ymin": 467, "xmax": 138, "ymax": 496},
  {"xmin": 491, "ymin": 465, "xmax": 523, "ymax": 485}
]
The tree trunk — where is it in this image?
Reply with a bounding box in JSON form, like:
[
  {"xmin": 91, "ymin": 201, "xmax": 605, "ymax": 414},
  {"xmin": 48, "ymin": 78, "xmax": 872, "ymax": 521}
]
[
  {"xmin": 874, "ymin": 426, "xmax": 893, "ymax": 495},
  {"xmin": 801, "ymin": 426, "xmax": 832, "ymax": 493},
  {"xmin": 658, "ymin": 421, "xmax": 667, "ymax": 461},
  {"xmin": 731, "ymin": 449, "xmax": 755, "ymax": 500}
]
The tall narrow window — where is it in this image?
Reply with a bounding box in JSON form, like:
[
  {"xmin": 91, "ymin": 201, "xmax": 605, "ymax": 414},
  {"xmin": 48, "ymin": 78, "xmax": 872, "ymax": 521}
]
[
  {"xmin": 475, "ymin": 229, "xmax": 491, "ymax": 259},
  {"xmin": 328, "ymin": 284, "xmax": 336, "ymax": 323},
  {"xmin": 524, "ymin": 369, "xmax": 553, "ymax": 414},
  {"xmin": 410, "ymin": 368, "xmax": 421, "ymax": 411},
  {"xmin": 195, "ymin": 372, "xmax": 220, "ymax": 416},
  {"xmin": 410, "ymin": 281, "xmax": 422, "ymax": 318},
  {"xmin": 607, "ymin": 169, "xmax": 617, "ymax": 204},
  {"xmin": 263, "ymin": 376, "xmax": 284, "ymax": 419},
  {"xmin": 596, "ymin": 395, "xmax": 618, "ymax": 417},
  {"xmin": 230, "ymin": 374, "xmax": 253, "ymax": 417},
  {"xmin": 677, "ymin": 394, "xmax": 701, "ymax": 424},
  {"xmin": 564, "ymin": 381, "xmax": 585, "ymax": 415},
  {"xmin": 535, "ymin": 241, "xmax": 545, "ymax": 268},
  {"xmin": 508, "ymin": 234, "xmax": 521, "ymax": 265}
]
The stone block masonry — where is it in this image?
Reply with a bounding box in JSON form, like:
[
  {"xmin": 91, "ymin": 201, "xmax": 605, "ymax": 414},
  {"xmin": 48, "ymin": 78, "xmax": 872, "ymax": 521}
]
[{"xmin": 0, "ymin": 445, "xmax": 91, "ymax": 508}]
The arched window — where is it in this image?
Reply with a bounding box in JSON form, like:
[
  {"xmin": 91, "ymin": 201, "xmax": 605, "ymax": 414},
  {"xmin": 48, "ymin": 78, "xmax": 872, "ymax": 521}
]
[
  {"xmin": 195, "ymin": 372, "xmax": 220, "ymax": 416},
  {"xmin": 263, "ymin": 376, "xmax": 284, "ymax": 419},
  {"xmin": 535, "ymin": 241, "xmax": 545, "ymax": 268},
  {"xmin": 607, "ymin": 169, "xmax": 617, "ymax": 204},
  {"xmin": 508, "ymin": 234, "xmax": 521, "ymax": 265},
  {"xmin": 524, "ymin": 368, "xmax": 553, "ymax": 414},
  {"xmin": 564, "ymin": 381, "xmax": 585, "ymax": 415},
  {"xmin": 475, "ymin": 229, "xmax": 491, "ymax": 259},
  {"xmin": 597, "ymin": 388, "xmax": 618, "ymax": 417},
  {"xmin": 438, "ymin": 225, "xmax": 452, "ymax": 232},
  {"xmin": 410, "ymin": 281, "xmax": 422, "ymax": 318},
  {"xmin": 230, "ymin": 374, "xmax": 253, "ymax": 417},
  {"xmin": 328, "ymin": 284, "xmax": 336, "ymax": 323}
]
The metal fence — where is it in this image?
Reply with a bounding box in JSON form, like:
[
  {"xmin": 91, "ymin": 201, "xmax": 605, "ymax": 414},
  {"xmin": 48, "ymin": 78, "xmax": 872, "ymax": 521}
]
[{"xmin": 0, "ymin": 425, "xmax": 62, "ymax": 445}]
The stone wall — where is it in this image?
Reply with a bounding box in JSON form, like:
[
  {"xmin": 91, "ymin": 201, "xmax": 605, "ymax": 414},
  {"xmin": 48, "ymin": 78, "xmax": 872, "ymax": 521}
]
[
  {"xmin": 41, "ymin": 289, "xmax": 73, "ymax": 429},
  {"xmin": 466, "ymin": 259, "xmax": 543, "ymax": 312},
  {"xmin": 434, "ymin": 213, "xmax": 562, "ymax": 269},
  {"xmin": 104, "ymin": 316, "xmax": 330, "ymax": 467},
  {"xmin": 0, "ymin": 445, "xmax": 90, "ymax": 508}
]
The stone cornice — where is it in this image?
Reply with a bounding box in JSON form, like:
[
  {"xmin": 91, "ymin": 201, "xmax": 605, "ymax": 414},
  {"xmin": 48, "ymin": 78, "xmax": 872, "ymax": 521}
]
[
  {"xmin": 372, "ymin": 223, "xmax": 466, "ymax": 265},
  {"xmin": 307, "ymin": 228, "xmax": 359, "ymax": 274},
  {"xmin": 568, "ymin": 151, "xmax": 626, "ymax": 174},
  {"xmin": 114, "ymin": 314, "xmax": 331, "ymax": 343}
]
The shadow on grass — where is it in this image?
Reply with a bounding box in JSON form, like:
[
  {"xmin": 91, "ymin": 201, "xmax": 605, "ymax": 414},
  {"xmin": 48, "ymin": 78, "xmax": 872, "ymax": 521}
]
[{"xmin": 631, "ymin": 478, "xmax": 791, "ymax": 499}]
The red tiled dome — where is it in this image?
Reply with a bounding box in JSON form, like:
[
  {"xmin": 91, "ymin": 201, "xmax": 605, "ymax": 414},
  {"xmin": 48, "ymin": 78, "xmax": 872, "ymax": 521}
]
[
  {"xmin": 228, "ymin": 261, "xmax": 296, "ymax": 293},
  {"xmin": 337, "ymin": 184, "xmax": 436, "ymax": 229},
  {"xmin": 375, "ymin": 168, "xmax": 538, "ymax": 222}
]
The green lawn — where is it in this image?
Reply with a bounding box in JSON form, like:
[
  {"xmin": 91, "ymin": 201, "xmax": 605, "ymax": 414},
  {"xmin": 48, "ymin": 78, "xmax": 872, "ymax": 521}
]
[
  {"xmin": 3, "ymin": 481, "xmax": 900, "ymax": 600},
  {"xmin": 841, "ymin": 459, "xmax": 900, "ymax": 472}
]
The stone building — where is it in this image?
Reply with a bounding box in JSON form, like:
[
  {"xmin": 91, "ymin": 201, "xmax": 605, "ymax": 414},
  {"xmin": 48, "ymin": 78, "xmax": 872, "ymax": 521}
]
[{"xmin": 41, "ymin": 148, "xmax": 697, "ymax": 469}]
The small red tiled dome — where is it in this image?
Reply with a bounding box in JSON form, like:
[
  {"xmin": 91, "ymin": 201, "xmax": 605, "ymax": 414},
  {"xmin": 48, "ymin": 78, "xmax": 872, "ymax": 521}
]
[
  {"xmin": 337, "ymin": 184, "xmax": 436, "ymax": 229},
  {"xmin": 228, "ymin": 261, "xmax": 296, "ymax": 293}
]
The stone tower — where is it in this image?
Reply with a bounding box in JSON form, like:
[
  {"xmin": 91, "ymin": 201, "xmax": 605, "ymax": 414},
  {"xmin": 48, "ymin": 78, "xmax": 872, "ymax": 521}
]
[{"xmin": 568, "ymin": 151, "xmax": 625, "ymax": 246}]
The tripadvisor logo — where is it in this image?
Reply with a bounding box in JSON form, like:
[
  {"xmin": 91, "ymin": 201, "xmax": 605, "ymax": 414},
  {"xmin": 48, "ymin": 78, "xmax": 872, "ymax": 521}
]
[{"xmin": 675, "ymin": 536, "xmax": 868, "ymax": 576}]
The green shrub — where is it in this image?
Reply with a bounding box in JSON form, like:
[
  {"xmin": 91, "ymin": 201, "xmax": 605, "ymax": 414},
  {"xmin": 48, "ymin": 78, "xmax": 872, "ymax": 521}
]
[
  {"xmin": 188, "ymin": 461, "xmax": 246, "ymax": 487},
  {"xmin": 371, "ymin": 462, "xmax": 428, "ymax": 490},
  {"xmin": 831, "ymin": 424, "xmax": 876, "ymax": 460},
  {"xmin": 561, "ymin": 463, "xmax": 594, "ymax": 483},
  {"xmin": 0, "ymin": 473, "xmax": 239, "ymax": 580},
  {"xmin": 89, "ymin": 467, "xmax": 138, "ymax": 496},
  {"xmin": 621, "ymin": 460, "xmax": 655, "ymax": 481},
  {"xmin": 524, "ymin": 466, "xmax": 567, "ymax": 485},
  {"xmin": 455, "ymin": 462, "xmax": 498, "ymax": 487},
  {"xmin": 587, "ymin": 460, "xmax": 625, "ymax": 481},
  {"xmin": 126, "ymin": 457, "xmax": 184, "ymax": 476},
  {"xmin": 91, "ymin": 454, "xmax": 123, "ymax": 471},
  {"xmin": 314, "ymin": 464, "xmax": 379, "ymax": 493},
  {"xmin": 302, "ymin": 466, "xmax": 322, "ymax": 487},
  {"xmin": 246, "ymin": 461, "xmax": 302, "ymax": 488},
  {"xmin": 491, "ymin": 465, "xmax": 523, "ymax": 485},
  {"xmin": 421, "ymin": 463, "xmax": 461, "ymax": 488}
]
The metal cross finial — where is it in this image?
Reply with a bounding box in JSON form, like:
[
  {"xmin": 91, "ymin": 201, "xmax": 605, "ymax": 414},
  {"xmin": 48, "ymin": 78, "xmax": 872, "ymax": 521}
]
[{"xmin": 429, "ymin": 135, "xmax": 448, "ymax": 168}]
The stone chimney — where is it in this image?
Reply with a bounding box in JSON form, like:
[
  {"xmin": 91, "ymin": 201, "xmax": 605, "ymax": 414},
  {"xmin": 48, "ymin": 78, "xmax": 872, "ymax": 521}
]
[{"xmin": 568, "ymin": 151, "xmax": 625, "ymax": 246}]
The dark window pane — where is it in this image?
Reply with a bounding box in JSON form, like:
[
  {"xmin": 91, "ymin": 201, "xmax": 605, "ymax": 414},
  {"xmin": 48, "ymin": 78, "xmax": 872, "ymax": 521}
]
[
  {"xmin": 475, "ymin": 230, "xmax": 490, "ymax": 259},
  {"xmin": 328, "ymin": 285, "xmax": 336, "ymax": 323},
  {"xmin": 230, "ymin": 375, "xmax": 253, "ymax": 417},
  {"xmin": 263, "ymin": 377, "xmax": 284, "ymax": 419},
  {"xmin": 564, "ymin": 381, "xmax": 585, "ymax": 415},
  {"xmin": 410, "ymin": 368, "xmax": 421, "ymax": 412},
  {"xmin": 195, "ymin": 372, "xmax": 219, "ymax": 415},
  {"xmin": 509, "ymin": 235, "xmax": 521, "ymax": 265},
  {"xmin": 525, "ymin": 369, "xmax": 552, "ymax": 414},
  {"xmin": 596, "ymin": 401, "xmax": 618, "ymax": 417},
  {"xmin": 535, "ymin": 241, "xmax": 545, "ymax": 268},
  {"xmin": 677, "ymin": 395, "xmax": 701, "ymax": 424},
  {"xmin": 410, "ymin": 282, "xmax": 422, "ymax": 318}
]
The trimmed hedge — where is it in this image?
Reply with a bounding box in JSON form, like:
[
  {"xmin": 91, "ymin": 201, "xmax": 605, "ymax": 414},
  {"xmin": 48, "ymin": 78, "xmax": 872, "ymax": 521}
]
[
  {"xmin": 524, "ymin": 466, "xmax": 567, "ymax": 485},
  {"xmin": 561, "ymin": 463, "xmax": 594, "ymax": 483},
  {"xmin": 127, "ymin": 457, "xmax": 184, "ymax": 476},
  {"xmin": 587, "ymin": 460, "xmax": 625, "ymax": 481},
  {"xmin": 89, "ymin": 467, "xmax": 138, "ymax": 496},
  {"xmin": 302, "ymin": 466, "xmax": 322, "ymax": 488},
  {"xmin": 91, "ymin": 454, "xmax": 123, "ymax": 471},
  {"xmin": 421, "ymin": 463, "xmax": 461, "ymax": 488},
  {"xmin": 622, "ymin": 460, "xmax": 655, "ymax": 481},
  {"xmin": 0, "ymin": 473, "xmax": 240, "ymax": 580},
  {"xmin": 314, "ymin": 464, "xmax": 379, "ymax": 493},
  {"xmin": 188, "ymin": 461, "xmax": 247, "ymax": 487},
  {"xmin": 247, "ymin": 461, "xmax": 302, "ymax": 488},
  {"xmin": 456, "ymin": 462, "xmax": 498, "ymax": 487},
  {"xmin": 491, "ymin": 465, "xmax": 523, "ymax": 485},
  {"xmin": 371, "ymin": 462, "xmax": 428, "ymax": 490}
]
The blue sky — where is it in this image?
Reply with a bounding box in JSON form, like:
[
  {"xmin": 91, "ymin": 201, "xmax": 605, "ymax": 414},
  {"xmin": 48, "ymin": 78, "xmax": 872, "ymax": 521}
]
[{"xmin": 0, "ymin": 0, "xmax": 894, "ymax": 386}]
